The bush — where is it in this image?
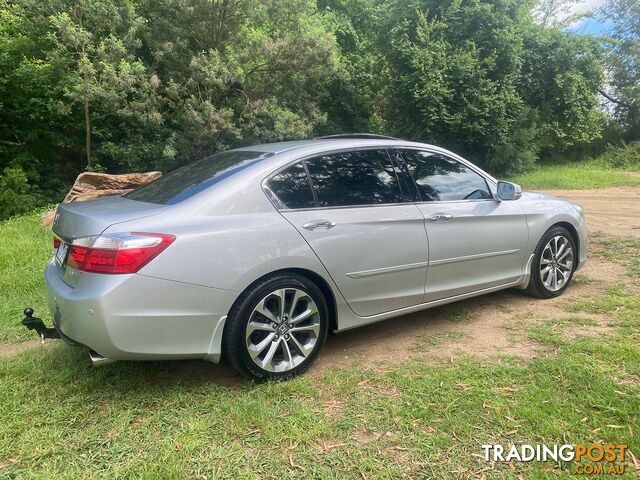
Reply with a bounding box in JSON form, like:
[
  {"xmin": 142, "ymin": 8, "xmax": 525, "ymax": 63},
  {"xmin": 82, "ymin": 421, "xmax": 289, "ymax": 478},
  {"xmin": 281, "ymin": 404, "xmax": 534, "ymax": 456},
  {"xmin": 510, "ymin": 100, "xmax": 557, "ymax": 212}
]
[
  {"xmin": 598, "ymin": 141, "xmax": 640, "ymax": 171},
  {"xmin": 0, "ymin": 167, "xmax": 43, "ymax": 220}
]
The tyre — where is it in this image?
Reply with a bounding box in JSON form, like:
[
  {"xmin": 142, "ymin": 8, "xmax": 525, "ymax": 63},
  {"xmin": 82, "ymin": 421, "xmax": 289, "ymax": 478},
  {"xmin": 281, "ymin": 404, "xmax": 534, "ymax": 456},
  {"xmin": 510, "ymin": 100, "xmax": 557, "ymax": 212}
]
[
  {"xmin": 222, "ymin": 273, "xmax": 329, "ymax": 381},
  {"xmin": 525, "ymin": 226, "xmax": 577, "ymax": 299}
]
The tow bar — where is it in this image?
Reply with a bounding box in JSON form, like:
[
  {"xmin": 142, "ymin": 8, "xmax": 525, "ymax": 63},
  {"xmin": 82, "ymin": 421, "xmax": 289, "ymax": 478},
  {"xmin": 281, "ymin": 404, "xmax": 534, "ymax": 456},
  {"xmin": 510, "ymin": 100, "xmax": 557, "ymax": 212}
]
[
  {"xmin": 21, "ymin": 307, "xmax": 60, "ymax": 341},
  {"xmin": 21, "ymin": 307, "xmax": 114, "ymax": 366}
]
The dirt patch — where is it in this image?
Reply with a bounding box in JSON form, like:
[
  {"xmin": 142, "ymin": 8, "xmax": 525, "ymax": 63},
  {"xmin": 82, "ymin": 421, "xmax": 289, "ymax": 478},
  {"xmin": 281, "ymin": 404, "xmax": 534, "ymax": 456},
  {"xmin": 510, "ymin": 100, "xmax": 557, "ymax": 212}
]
[
  {"xmin": 539, "ymin": 186, "xmax": 640, "ymax": 239},
  {"xmin": 312, "ymin": 254, "xmax": 629, "ymax": 373},
  {"xmin": 562, "ymin": 323, "xmax": 616, "ymax": 340},
  {"xmin": 0, "ymin": 339, "xmax": 40, "ymax": 358}
]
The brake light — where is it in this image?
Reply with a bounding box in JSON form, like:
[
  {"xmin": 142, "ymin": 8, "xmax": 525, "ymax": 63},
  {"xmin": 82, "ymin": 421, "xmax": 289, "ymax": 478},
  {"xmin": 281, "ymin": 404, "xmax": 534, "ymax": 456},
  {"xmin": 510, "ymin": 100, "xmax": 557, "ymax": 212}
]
[
  {"xmin": 66, "ymin": 233, "xmax": 175, "ymax": 274},
  {"xmin": 53, "ymin": 237, "xmax": 61, "ymax": 249}
]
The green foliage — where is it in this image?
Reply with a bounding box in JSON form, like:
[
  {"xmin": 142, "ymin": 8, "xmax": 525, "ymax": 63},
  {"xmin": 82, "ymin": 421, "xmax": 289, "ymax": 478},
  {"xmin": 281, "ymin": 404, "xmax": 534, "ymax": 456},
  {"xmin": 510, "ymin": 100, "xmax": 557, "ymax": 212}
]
[
  {"xmin": 0, "ymin": 0, "xmax": 628, "ymax": 219},
  {"xmin": 0, "ymin": 167, "xmax": 42, "ymax": 219},
  {"xmin": 0, "ymin": 0, "xmax": 337, "ymax": 216},
  {"xmin": 598, "ymin": 140, "xmax": 640, "ymax": 170},
  {"xmin": 602, "ymin": 0, "xmax": 640, "ymax": 139},
  {"xmin": 322, "ymin": 0, "xmax": 606, "ymax": 175}
]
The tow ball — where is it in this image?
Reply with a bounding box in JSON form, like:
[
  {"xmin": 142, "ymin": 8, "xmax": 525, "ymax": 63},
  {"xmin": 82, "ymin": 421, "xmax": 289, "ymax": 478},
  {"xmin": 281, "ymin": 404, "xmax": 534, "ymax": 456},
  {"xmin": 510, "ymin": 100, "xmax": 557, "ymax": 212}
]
[{"xmin": 21, "ymin": 307, "xmax": 60, "ymax": 341}]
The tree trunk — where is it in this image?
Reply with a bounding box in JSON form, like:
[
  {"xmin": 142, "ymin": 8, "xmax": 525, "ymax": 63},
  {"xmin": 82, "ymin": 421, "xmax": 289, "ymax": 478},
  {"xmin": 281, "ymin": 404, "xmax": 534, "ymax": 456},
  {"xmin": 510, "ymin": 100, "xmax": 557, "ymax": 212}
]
[{"xmin": 84, "ymin": 98, "xmax": 91, "ymax": 170}]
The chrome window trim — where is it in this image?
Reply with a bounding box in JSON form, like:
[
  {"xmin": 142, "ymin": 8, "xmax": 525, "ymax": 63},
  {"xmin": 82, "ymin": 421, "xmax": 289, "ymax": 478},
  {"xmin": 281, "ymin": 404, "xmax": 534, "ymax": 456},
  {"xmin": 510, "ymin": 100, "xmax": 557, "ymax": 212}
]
[
  {"xmin": 275, "ymin": 201, "xmax": 412, "ymax": 213},
  {"xmin": 413, "ymin": 198, "xmax": 497, "ymax": 206}
]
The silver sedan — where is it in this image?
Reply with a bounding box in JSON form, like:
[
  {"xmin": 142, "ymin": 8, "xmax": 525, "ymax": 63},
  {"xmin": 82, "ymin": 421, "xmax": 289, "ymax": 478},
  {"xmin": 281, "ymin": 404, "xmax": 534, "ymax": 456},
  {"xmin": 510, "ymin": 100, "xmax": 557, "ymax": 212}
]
[{"xmin": 44, "ymin": 135, "xmax": 587, "ymax": 380}]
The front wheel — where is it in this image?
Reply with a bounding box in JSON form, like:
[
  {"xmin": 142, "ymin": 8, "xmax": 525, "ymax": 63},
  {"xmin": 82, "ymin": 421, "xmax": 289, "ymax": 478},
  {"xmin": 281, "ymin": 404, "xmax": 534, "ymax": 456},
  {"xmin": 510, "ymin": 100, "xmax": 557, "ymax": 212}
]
[
  {"xmin": 525, "ymin": 226, "xmax": 577, "ymax": 299},
  {"xmin": 222, "ymin": 273, "xmax": 329, "ymax": 381}
]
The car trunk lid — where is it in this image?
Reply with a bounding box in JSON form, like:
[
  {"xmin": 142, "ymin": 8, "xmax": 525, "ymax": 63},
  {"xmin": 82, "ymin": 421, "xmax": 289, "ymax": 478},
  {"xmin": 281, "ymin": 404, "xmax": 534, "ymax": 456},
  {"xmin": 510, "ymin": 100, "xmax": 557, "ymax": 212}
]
[{"xmin": 52, "ymin": 196, "xmax": 167, "ymax": 241}]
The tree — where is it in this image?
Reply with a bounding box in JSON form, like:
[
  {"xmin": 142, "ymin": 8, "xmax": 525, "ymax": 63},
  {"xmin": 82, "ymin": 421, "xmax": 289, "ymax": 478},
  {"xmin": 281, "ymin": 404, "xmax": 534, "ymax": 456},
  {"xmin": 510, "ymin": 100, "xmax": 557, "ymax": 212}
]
[
  {"xmin": 323, "ymin": 0, "xmax": 604, "ymax": 174},
  {"xmin": 602, "ymin": 0, "xmax": 640, "ymax": 139},
  {"xmin": 0, "ymin": 0, "xmax": 613, "ymax": 219},
  {"xmin": 48, "ymin": 0, "xmax": 161, "ymax": 171}
]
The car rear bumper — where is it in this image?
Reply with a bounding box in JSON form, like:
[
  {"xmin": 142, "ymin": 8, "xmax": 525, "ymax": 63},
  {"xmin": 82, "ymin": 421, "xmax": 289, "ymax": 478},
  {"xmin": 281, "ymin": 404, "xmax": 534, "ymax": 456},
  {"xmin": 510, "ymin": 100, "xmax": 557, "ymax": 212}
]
[{"xmin": 45, "ymin": 261, "xmax": 238, "ymax": 362}]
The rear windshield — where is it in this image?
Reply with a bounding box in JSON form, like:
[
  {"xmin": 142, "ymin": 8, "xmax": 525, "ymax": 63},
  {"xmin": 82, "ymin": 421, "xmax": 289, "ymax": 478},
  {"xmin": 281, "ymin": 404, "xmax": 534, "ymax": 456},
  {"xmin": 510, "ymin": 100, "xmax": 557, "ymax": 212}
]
[{"xmin": 124, "ymin": 150, "xmax": 269, "ymax": 205}]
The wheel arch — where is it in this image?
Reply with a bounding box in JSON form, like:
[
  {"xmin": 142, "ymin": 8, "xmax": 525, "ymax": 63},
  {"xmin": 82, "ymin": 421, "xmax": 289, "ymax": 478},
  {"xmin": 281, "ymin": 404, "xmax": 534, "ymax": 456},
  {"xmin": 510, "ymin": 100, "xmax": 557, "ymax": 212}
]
[
  {"xmin": 228, "ymin": 267, "xmax": 339, "ymax": 334},
  {"xmin": 551, "ymin": 221, "xmax": 580, "ymax": 261}
]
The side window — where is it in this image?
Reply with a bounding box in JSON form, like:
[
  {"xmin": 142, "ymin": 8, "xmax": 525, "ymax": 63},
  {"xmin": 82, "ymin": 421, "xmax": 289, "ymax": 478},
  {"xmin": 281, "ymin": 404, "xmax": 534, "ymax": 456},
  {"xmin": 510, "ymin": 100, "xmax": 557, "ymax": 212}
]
[
  {"xmin": 268, "ymin": 162, "xmax": 316, "ymax": 209},
  {"xmin": 305, "ymin": 149, "xmax": 403, "ymax": 207},
  {"xmin": 400, "ymin": 150, "xmax": 492, "ymax": 201}
]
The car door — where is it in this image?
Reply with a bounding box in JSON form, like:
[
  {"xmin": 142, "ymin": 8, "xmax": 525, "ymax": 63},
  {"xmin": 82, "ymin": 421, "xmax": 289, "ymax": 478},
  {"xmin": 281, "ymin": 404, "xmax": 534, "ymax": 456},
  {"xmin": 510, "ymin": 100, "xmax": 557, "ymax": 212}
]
[
  {"xmin": 395, "ymin": 148, "xmax": 529, "ymax": 302},
  {"xmin": 270, "ymin": 148, "xmax": 429, "ymax": 317}
]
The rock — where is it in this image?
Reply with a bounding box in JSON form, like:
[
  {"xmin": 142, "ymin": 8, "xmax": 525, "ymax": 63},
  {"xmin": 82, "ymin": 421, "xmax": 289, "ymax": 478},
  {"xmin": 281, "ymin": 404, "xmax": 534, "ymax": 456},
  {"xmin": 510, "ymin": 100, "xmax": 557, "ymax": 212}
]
[
  {"xmin": 61, "ymin": 171, "xmax": 162, "ymax": 203},
  {"xmin": 42, "ymin": 171, "xmax": 162, "ymax": 228}
]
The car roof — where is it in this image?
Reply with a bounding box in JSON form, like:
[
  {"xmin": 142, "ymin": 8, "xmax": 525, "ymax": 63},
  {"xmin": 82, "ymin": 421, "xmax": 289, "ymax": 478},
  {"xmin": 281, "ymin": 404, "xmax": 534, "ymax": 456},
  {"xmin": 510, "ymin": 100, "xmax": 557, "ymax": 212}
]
[{"xmin": 234, "ymin": 138, "xmax": 426, "ymax": 155}]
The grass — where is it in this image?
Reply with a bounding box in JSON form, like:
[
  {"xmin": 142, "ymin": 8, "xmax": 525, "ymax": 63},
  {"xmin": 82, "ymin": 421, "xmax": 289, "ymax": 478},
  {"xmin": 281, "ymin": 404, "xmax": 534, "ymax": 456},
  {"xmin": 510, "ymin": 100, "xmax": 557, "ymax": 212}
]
[
  {"xmin": 508, "ymin": 160, "xmax": 640, "ymax": 190},
  {"xmin": 589, "ymin": 233, "xmax": 640, "ymax": 278},
  {"xmin": 567, "ymin": 284, "xmax": 640, "ymax": 316},
  {"xmin": 567, "ymin": 284, "xmax": 640, "ymax": 337},
  {"xmin": 0, "ymin": 210, "xmax": 53, "ymax": 342},
  {"xmin": 0, "ymin": 325, "xmax": 637, "ymax": 478}
]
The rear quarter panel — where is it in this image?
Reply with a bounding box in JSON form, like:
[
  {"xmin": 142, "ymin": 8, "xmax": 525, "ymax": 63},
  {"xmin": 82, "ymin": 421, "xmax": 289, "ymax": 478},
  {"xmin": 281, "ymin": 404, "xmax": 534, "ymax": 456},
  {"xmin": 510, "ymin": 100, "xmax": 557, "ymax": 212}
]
[{"xmin": 104, "ymin": 207, "xmax": 339, "ymax": 297}]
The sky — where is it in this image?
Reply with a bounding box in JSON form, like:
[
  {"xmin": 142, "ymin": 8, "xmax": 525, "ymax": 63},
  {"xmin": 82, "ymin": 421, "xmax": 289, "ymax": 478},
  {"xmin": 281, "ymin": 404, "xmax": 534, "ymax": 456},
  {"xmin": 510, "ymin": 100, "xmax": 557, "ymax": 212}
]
[{"xmin": 565, "ymin": 0, "xmax": 611, "ymax": 35}]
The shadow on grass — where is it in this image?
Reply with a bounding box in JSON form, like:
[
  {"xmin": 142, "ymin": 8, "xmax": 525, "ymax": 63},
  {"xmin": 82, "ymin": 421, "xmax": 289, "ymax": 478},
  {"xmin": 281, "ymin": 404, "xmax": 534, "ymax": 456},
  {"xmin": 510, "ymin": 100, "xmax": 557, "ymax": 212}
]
[{"xmin": 6, "ymin": 286, "xmax": 535, "ymax": 397}]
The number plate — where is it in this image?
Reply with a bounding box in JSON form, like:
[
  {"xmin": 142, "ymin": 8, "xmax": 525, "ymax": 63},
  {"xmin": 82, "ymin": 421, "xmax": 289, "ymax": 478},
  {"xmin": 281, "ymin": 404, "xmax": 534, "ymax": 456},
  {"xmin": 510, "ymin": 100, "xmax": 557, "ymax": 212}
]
[{"xmin": 55, "ymin": 242, "xmax": 69, "ymax": 267}]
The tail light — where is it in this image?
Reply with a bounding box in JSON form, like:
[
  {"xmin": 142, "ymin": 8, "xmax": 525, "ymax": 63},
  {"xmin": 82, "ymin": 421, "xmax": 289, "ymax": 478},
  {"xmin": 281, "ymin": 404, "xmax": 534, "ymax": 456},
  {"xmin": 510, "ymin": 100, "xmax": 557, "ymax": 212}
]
[
  {"xmin": 53, "ymin": 237, "xmax": 61, "ymax": 249},
  {"xmin": 66, "ymin": 232, "xmax": 175, "ymax": 274}
]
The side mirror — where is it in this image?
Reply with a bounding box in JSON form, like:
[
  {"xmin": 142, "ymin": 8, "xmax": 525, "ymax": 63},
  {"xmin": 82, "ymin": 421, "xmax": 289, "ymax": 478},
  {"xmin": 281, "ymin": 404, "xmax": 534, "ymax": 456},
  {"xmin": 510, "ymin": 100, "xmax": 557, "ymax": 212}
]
[{"xmin": 496, "ymin": 181, "xmax": 522, "ymax": 201}]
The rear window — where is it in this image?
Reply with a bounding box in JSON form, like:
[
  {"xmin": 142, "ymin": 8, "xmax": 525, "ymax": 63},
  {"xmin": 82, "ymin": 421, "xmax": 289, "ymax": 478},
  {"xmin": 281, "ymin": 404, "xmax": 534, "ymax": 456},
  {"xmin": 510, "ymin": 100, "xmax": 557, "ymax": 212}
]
[
  {"xmin": 124, "ymin": 150, "xmax": 269, "ymax": 205},
  {"xmin": 268, "ymin": 162, "xmax": 316, "ymax": 209}
]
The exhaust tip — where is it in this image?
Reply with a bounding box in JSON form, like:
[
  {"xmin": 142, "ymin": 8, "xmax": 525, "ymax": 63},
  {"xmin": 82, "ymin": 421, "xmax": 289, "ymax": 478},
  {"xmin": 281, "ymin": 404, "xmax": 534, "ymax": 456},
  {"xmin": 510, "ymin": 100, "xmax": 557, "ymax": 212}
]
[{"xmin": 88, "ymin": 349, "xmax": 115, "ymax": 367}]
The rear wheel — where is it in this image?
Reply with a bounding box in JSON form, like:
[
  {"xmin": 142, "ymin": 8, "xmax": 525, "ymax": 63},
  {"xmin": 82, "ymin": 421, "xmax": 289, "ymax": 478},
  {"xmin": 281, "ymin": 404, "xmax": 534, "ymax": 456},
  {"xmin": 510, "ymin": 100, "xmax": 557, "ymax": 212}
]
[
  {"xmin": 223, "ymin": 273, "xmax": 329, "ymax": 381},
  {"xmin": 525, "ymin": 226, "xmax": 577, "ymax": 299}
]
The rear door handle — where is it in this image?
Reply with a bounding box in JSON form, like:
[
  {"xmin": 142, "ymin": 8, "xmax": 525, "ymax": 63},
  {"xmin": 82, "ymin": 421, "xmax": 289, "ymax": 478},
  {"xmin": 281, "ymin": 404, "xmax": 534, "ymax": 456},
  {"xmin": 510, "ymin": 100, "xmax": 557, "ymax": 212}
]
[
  {"xmin": 302, "ymin": 220, "xmax": 336, "ymax": 230},
  {"xmin": 427, "ymin": 214, "xmax": 453, "ymax": 222}
]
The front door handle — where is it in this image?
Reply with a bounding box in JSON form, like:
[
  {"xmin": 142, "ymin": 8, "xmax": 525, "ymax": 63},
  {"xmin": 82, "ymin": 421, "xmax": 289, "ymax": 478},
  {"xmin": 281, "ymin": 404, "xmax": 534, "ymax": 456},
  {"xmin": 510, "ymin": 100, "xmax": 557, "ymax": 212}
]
[
  {"xmin": 302, "ymin": 220, "xmax": 336, "ymax": 230},
  {"xmin": 427, "ymin": 213, "xmax": 453, "ymax": 222}
]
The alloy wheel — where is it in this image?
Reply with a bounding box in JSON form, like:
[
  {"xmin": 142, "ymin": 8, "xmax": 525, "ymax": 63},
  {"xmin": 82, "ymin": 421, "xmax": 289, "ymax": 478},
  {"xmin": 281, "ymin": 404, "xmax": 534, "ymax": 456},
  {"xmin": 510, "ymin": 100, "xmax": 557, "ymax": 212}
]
[
  {"xmin": 245, "ymin": 288, "xmax": 321, "ymax": 373},
  {"xmin": 539, "ymin": 235, "xmax": 574, "ymax": 292}
]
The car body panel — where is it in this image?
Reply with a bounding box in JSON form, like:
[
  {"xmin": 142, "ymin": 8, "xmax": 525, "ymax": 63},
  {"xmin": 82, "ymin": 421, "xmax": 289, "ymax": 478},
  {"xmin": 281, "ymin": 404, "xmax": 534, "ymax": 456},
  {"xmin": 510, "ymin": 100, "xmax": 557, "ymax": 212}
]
[
  {"xmin": 518, "ymin": 191, "xmax": 588, "ymax": 270},
  {"xmin": 43, "ymin": 138, "xmax": 587, "ymax": 363},
  {"xmin": 281, "ymin": 204, "xmax": 429, "ymax": 316},
  {"xmin": 417, "ymin": 198, "xmax": 529, "ymax": 301}
]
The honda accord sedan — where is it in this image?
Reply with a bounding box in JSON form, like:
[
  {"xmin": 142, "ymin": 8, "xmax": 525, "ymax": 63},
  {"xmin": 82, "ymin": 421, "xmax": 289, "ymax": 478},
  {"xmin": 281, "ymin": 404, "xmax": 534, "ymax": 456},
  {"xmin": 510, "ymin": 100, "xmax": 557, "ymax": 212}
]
[{"xmin": 41, "ymin": 135, "xmax": 587, "ymax": 380}]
